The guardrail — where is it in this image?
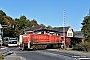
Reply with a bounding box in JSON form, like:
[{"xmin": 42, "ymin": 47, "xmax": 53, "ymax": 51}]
[{"xmin": 0, "ymin": 47, "xmax": 8, "ymax": 54}]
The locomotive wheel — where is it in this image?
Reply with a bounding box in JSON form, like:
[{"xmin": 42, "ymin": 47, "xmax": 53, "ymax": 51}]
[
  {"xmin": 31, "ymin": 44, "xmax": 47, "ymax": 50},
  {"xmin": 58, "ymin": 43, "xmax": 61, "ymax": 48},
  {"xmin": 33, "ymin": 45, "xmax": 47, "ymax": 50},
  {"xmin": 53, "ymin": 44, "xmax": 59, "ymax": 48},
  {"xmin": 56, "ymin": 44, "xmax": 58, "ymax": 48},
  {"xmin": 43, "ymin": 45, "xmax": 47, "ymax": 49},
  {"xmin": 33, "ymin": 45, "xmax": 36, "ymax": 50},
  {"xmin": 37, "ymin": 45, "xmax": 40, "ymax": 49},
  {"xmin": 42, "ymin": 45, "xmax": 44, "ymax": 49},
  {"xmin": 53, "ymin": 44, "xmax": 57, "ymax": 49}
]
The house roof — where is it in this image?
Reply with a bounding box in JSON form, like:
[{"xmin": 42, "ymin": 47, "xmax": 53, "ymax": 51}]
[
  {"xmin": 74, "ymin": 31, "xmax": 84, "ymax": 38},
  {"xmin": 35, "ymin": 29, "xmax": 59, "ymax": 33},
  {"xmin": 24, "ymin": 25, "xmax": 46, "ymax": 31},
  {"xmin": 52, "ymin": 26, "xmax": 70, "ymax": 32},
  {"xmin": 24, "ymin": 26, "xmax": 72, "ymax": 33}
]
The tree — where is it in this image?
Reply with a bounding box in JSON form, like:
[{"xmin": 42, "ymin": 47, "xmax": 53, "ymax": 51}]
[
  {"xmin": 81, "ymin": 10, "xmax": 90, "ymax": 41},
  {"xmin": 46, "ymin": 25, "xmax": 52, "ymax": 30},
  {"xmin": 0, "ymin": 10, "xmax": 6, "ymax": 25},
  {"xmin": 39, "ymin": 23, "xmax": 46, "ymax": 27},
  {"xmin": 14, "ymin": 15, "xmax": 31, "ymax": 37},
  {"xmin": 0, "ymin": 10, "xmax": 53, "ymax": 38},
  {"xmin": 30, "ymin": 19, "xmax": 38, "ymax": 27},
  {"xmin": 3, "ymin": 16, "xmax": 15, "ymax": 37}
]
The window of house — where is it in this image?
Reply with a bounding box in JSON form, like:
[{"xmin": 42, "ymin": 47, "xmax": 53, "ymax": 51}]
[{"xmin": 68, "ymin": 33, "xmax": 72, "ymax": 36}]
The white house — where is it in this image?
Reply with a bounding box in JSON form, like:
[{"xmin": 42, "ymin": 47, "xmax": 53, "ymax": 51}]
[{"xmin": 53, "ymin": 26, "xmax": 74, "ymax": 37}]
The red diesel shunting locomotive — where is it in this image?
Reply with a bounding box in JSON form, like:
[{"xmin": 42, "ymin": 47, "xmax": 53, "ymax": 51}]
[{"xmin": 21, "ymin": 29, "xmax": 62, "ymax": 50}]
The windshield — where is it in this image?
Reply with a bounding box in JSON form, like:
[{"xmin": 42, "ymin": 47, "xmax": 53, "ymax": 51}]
[{"xmin": 9, "ymin": 39, "xmax": 17, "ymax": 44}]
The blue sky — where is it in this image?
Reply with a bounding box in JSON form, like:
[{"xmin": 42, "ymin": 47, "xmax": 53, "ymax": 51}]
[{"xmin": 0, "ymin": 0, "xmax": 90, "ymax": 31}]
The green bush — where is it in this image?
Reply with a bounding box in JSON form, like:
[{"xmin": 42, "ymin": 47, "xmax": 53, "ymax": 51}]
[{"xmin": 72, "ymin": 41, "xmax": 90, "ymax": 52}]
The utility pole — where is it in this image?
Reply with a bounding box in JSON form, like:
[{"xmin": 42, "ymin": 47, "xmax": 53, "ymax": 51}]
[
  {"xmin": 63, "ymin": 10, "xmax": 66, "ymax": 49},
  {"xmin": 0, "ymin": 24, "xmax": 3, "ymax": 47}
]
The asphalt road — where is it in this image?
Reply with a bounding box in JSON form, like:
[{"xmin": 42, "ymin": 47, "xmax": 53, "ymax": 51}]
[{"xmin": 8, "ymin": 47, "xmax": 90, "ymax": 60}]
